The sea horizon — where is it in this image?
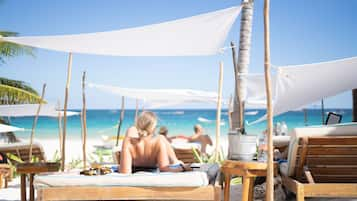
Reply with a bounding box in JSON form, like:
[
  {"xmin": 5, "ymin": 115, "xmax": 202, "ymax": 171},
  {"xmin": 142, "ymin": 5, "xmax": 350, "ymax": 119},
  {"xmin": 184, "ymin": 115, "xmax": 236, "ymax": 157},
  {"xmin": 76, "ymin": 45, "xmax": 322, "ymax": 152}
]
[{"xmin": 9, "ymin": 108, "xmax": 353, "ymax": 141}]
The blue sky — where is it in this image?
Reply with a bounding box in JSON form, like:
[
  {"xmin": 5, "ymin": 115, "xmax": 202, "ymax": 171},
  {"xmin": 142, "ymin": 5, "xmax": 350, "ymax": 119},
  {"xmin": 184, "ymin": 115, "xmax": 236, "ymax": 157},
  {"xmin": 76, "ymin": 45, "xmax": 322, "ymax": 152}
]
[{"xmin": 1, "ymin": 0, "xmax": 357, "ymax": 109}]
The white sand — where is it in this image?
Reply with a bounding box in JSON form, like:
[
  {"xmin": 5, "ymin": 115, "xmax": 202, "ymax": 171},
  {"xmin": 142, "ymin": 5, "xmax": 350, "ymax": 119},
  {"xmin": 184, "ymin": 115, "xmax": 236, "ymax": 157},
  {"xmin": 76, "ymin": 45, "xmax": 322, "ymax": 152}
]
[{"xmin": 34, "ymin": 138, "xmax": 102, "ymax": 163}]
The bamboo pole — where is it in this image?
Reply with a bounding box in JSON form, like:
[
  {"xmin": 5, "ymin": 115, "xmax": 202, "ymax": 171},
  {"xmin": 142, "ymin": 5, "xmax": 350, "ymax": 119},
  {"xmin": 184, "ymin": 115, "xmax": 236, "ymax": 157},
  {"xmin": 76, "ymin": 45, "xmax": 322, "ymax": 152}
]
[
  {"xmin": 228, "ymin": 95, "xmax": 233, "ymax": 130},
  {"xmin": 57, "ymin": 100, "xmax": 63, "ymax": 157},
  {"xmin": 116, "ymin": 96, "xmax": 125, "ymax": 147},
  {"xmin": 264, "ymin": 0, "xmax": 274, "ymax": 200},
  {"xmin": 81, "ymin": 71, "xmax": 87, "ymax": 170},
  {"xmin": 61, "ymin": 52, "xmax": 73, "ymax": 171},
  {"xmin": 29, "ymin": 84, "xmax": 46, "ymax": 161},
  {"xmin": 215, "ymin": 62, "xmax": 223, "ymax": 161},
  {"xmin": 135, "ymin": 99, "xmax": 139, "ymax": 123}
]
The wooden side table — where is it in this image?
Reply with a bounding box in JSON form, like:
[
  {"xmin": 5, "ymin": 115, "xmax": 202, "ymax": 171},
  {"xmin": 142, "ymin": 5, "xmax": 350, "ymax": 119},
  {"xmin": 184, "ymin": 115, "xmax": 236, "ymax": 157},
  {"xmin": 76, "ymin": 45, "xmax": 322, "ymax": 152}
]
[
  {"xmin": 221, "ymin": 160, "xmax": 278, "ymax": 201},
  {"xmin": 0, "ymin": 164, "xmax": 12, "ymax": 188},
  {"xmin": 16, "ymin": 162, "xmax": 60, "ymax": 201}
]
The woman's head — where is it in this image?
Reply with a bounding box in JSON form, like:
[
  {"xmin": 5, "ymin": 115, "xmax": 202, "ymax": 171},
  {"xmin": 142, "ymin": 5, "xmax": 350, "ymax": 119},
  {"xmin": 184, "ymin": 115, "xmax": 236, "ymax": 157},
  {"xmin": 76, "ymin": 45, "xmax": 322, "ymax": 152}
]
[{"xmin": 135, "ymin": 111, "xmax": 157, "ymax": 138}]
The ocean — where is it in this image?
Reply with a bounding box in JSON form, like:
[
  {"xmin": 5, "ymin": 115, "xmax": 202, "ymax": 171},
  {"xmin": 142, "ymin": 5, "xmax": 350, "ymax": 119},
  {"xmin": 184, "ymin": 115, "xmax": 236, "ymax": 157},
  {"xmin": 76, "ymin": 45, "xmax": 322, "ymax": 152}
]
[{"xmin": 8, "ymin": 108, "xmax": 352, "ymax": 140}]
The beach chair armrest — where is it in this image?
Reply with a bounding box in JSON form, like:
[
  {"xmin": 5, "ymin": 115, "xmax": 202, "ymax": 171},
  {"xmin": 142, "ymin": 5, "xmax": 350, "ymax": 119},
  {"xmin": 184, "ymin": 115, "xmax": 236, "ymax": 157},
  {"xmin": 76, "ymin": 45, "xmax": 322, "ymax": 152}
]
[{"xmin": 304, "ymin": 170, "xmax": 315, "ymax": 184}]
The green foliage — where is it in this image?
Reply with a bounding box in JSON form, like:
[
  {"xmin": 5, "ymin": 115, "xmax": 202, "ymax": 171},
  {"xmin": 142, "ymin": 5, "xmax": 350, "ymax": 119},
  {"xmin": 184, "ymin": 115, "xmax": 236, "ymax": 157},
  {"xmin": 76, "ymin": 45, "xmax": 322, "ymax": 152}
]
[
  {"xmin": 231, "ymin": 177, "xmax": 242, "ymax": 185},
  {"xmin": 50, "ymin": 150, "xmax": 61, "ymax": 163},
  {"xmin": 0, "ymin": 83, "xmax": 45, "ymax": 104},
  {"xmin": 192, "ymin": 148, "xmax": 225, "ymax": 164},
  {"xmin": 0, "ymin": 77, "xmax": 38, "ymax": 95},
  {"xmin": 89, "ymin": 148, "xmax": 113, "ymax": 164},
  {"xmin": 68, "ymin": 158, "xmax": 83, "ymax": 169},
  {"xmin": 0, "ymin": 31, "xmax": 35, "ymax": 64},
  {"xmin": 6, "ymin": 153, "xmax": 24, "ymax": 163}
]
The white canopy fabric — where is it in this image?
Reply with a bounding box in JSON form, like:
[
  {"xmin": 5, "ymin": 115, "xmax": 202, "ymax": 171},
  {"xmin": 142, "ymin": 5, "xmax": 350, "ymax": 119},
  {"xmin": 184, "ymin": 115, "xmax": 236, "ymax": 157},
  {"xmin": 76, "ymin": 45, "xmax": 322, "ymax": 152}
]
[
  {"xmin": 0, "ymin": 123, "xmax": 25, "ymax": 133},
  {"xmin": 1, "ymin": 6, "xmax": 242, "ymax": 56},
  {"xmin": 245, "ymin": 56, "xmax": 357, "ymax": 123},
  {"xmin": 88, "ymin": 83, "xmax": 220, "ymax": 108},
  {"xmin": 244, "ymin": 73, "xmax": 276, "ymax": 108},
  {"xmin": 0, "ymin": 104, "xmax": 80, "ymax": 117}
]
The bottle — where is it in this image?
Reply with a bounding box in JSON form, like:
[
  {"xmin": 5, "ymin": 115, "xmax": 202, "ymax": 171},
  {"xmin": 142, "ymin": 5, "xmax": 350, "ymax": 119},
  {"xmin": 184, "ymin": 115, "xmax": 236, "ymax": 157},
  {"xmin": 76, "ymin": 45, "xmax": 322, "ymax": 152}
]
[
  {"xmin": 281, "ymin": 121, "xmax": 288, "ymax": 136},
  {"xmin": 257, "ymin": 132, "xmax": 267, "ymax": 162}
]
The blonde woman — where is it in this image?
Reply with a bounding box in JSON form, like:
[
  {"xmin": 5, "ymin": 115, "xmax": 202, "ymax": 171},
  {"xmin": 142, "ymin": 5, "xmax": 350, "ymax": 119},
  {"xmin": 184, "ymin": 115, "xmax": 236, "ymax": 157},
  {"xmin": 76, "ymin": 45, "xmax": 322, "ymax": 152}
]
[{"xmin": 120, "ymin": 111, "xmax": 189, "ymax": 173}]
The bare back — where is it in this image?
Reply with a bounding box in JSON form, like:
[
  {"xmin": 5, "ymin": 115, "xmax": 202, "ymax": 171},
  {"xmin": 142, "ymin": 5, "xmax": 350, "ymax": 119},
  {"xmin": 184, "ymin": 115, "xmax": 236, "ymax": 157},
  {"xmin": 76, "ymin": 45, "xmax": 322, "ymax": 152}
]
[{"xmin": 120, "ymin": 127, "xmax": 170, "ymax": 173}]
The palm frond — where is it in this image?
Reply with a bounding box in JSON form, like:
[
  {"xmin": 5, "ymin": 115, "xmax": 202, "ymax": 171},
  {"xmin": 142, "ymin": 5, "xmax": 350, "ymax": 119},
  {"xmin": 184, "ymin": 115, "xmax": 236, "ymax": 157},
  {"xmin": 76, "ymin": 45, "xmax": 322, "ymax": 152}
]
[
  {"xmin": 0, "ymin": 31, "xmax": 35, "ymax": 64},
  {"xmin": 0, "ymin": 77, "xmax": 38, "ymax": 95},
  {"xmin": 0, "ymin": 84, "xmax": 46, "ymax": 104}
]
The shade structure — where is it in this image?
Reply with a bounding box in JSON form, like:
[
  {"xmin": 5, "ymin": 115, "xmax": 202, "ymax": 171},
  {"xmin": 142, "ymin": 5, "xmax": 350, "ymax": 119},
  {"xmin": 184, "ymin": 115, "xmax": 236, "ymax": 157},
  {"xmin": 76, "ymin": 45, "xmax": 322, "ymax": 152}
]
[
  {"xmin": 1, "ymin": 6, "xmax": 242, "ymax": 56},
  {"xmin": 244, "ymin": 56, "xmax": 357, "ymax": 123},
  {"xmin": 0, "ymin": 123, "xmax": 25, "ymax": 133},
  {"xmin": 0, "ymin": 104, "xmax": 79, "ymax": 117},
  {"xmin": 88, "ymin": 83, "xmax": 222, "ymax": 108}
]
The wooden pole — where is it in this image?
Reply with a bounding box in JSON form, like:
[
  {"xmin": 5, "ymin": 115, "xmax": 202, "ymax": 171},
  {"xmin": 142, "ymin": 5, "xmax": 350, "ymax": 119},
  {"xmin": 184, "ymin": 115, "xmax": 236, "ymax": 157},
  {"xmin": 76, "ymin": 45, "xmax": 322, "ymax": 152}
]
[
  {"xmin": 29, "ymin": 84, "xmax": 46, "ymax": 161},
  {"xmin": 116, "ymin": 96, "xmax": 125, "ymax": 147},
  {"xmin": 62, "ymin": 52, "xmax": 73, "ymax": 171},
  {"xmin": 81, "ymin": 71, "xmax": 87, "ymax": 170},
  {"xmin": 321, "ymin": 99, "xmax": 325, "ymax": 124},
  {"xmin": 228, "ymin": 95, "xmax": 233, "ymax": 130},
  {"xmin": 57, "ymin": 100, "xmax": 63, "ymax": 157},
  {"xmin": 304, "ymin": 108, "xmax": 308, "ymax": 126},
  {"xmin": 264, "ymin": 0, "xmax": 274, "ymax": 200},
  {"xmin": 135, "ymin": 99, "xmax": 139, "ymax": 123},
  {"xmin": 230, "ymin": 42, "xmax": 239, "ymax": 131},
  {"xmin": 215, "ymin": 62, "xmax": 223, "ymax": 161},
  {"xmin": 353, "ymin": 89, "xmax": 357, "ymax": 122}
]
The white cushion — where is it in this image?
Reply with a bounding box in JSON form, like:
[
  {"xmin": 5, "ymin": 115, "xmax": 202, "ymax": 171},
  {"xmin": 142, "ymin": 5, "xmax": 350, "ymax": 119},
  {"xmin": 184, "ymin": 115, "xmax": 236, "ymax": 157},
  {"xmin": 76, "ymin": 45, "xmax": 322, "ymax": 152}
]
[
  {"xmin": 34, "ymin": 171, "xmax": 209, "ymax": 188},
  {"xmin": 286, "ymin": 123, "xmax": 357, "ymax": 176}
]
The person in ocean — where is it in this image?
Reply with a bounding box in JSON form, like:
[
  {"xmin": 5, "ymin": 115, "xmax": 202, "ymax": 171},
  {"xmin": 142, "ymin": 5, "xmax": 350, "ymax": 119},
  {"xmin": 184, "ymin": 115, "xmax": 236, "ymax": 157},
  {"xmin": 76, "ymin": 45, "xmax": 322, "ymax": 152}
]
[{"xmin": 120, "ymin": 111, "xmax": 190, "ymax": 173}]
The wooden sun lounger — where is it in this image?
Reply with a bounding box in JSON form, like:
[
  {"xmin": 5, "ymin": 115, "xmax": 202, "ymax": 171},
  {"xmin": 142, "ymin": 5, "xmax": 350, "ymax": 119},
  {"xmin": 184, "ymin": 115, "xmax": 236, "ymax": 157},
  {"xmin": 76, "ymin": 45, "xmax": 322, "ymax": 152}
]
[
  {"xmin": 0, "ymin": 142, "xmax": 46, "ymax": 163},
  {"xmin": 282, "ymin": 136, "xmax": 357, "ymax": 201},
  {"xmin": 37, "ymin": 185, "xmax": 221, "ymax": 201},
  {"xmin": 174, "ymin": 148, "xmax": 199, "ymax": 164},
  {"xmin": 36, "ymin": 172, "xmax": 221, "ymax": 201}
]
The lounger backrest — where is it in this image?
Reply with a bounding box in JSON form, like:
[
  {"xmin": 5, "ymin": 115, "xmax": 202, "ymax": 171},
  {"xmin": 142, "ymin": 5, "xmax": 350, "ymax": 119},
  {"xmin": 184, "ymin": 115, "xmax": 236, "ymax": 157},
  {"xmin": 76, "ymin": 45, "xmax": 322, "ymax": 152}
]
[
  {"xmin": 174, "ymin": 148, "xmax": 199, "ymax": 164},
  {"xmin": 296, "ymin": 135, "xmax": 357, "ymax": 183},
  {"xmin": 285, "ymin": 123, "xmax": 357, "ymax": 177}
]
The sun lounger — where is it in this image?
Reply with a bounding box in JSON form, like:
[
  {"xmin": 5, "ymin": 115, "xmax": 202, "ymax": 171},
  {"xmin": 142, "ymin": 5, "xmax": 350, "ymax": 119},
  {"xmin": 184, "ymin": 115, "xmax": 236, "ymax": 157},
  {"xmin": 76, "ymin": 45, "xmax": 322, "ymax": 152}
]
[
  {"xmin": 0, "ymin": 142, "xmax": 46, "ymax": 163},
  {"xmin": 280, "ymin": 123, "xmax": 357, "ymax": 201},
  {"xmin": 35, "ymin": 171, "xmax": 221, "ymax": 201}
]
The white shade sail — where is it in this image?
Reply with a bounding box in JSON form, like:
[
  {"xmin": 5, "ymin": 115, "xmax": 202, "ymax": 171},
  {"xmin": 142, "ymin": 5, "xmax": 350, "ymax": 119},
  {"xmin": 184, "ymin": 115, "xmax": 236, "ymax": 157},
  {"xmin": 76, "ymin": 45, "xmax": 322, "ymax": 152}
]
[
  {"xmin": 245, "ymin": 56, "xmax": 357, "ymax": 123},
  {"xmin": 0, "ymin": 123, "xmax": 25, "ymax": 133},
  {"xmin": 1, "ymin": 6, "xmax": 242, "ymax": 56},
  {"xmin": 0, "ymin": 104, "xmax": 80, "ymax": 117},
  {"xmin": 88, "ymin": 83, "xmax": 221, "ymax": 108}
]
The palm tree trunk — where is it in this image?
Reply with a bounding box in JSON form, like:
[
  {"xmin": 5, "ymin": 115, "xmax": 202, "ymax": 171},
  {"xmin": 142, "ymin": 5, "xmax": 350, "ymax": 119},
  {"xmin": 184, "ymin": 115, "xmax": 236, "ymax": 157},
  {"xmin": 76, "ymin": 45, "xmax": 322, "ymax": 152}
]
[
  {"xmin": 232, "ymin": 0, "xmax": 254, "ymax": 132},
  {"xmin": 353, "ymin": 89, "xmax": 357, "ymax": 122}
]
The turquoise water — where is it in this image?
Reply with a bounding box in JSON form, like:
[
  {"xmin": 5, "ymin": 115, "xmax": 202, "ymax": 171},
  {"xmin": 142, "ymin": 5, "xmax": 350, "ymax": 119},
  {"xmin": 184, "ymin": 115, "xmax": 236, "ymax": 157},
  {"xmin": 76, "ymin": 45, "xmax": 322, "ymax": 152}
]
[{"xmin": 8, "ymin": 109, "xmax": 352, "ymax": 140}]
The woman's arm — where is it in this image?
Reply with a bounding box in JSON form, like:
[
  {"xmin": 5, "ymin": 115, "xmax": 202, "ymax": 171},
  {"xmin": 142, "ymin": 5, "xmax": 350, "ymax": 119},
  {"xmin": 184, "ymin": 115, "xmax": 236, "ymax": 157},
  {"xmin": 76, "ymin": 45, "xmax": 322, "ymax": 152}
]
[
  {"xmin": 156, "ymin": 136, "xmax": 185, "ymax": 172},
  {"xmin": 119, "ymin": 138, "xmax": 132, "ymax": 173}
]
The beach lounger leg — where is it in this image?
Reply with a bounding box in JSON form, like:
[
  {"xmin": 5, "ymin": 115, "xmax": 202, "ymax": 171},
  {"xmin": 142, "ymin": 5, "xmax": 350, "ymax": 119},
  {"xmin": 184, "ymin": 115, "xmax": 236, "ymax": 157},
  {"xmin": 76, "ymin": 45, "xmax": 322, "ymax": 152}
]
[
  {"xmin": 224, "ymin": 173, "xmax": 231, "ymax": 201},
  {"xmin": 242, "ymin": 176, "xmax": 254, "ymax": 201},
  {"xmin": 296, "ymin": 185, "xmax": 305, "ymax": 201},
  {"xmin": 0, "ymin": 173, "xmax": 2, "ymax": 188},
  {"xmin": 21, "ymin": 174, "xmax": 27, "ymax": 201},
  {"xmin": 30, "ymin": 173, "xmax": 35, "ymax": 201}
]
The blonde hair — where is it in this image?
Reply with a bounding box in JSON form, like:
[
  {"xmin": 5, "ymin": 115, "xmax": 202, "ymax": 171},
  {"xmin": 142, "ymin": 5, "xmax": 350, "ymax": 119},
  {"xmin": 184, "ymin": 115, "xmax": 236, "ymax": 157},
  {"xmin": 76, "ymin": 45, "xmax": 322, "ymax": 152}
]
[{"xmin": 135, "ymin": 111, "xmax": 157, "ymax": 138}]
